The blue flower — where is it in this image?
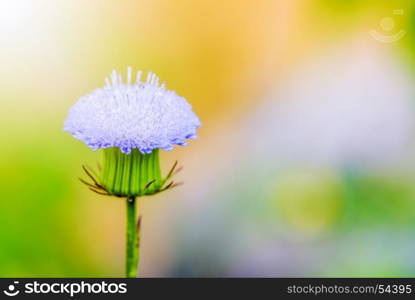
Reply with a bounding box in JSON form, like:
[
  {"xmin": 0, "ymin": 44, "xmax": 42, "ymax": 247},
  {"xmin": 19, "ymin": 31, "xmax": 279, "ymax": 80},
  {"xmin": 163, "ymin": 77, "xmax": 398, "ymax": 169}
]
[{"xmin": 64, "ymin": 67, "xmax": 201, "ymax": 154}]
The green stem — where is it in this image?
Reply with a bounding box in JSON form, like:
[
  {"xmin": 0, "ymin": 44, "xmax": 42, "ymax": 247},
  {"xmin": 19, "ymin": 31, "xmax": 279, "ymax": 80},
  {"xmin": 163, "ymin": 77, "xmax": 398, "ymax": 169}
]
[{"xmin": 126, "ymin": 196, "xmax": 140, "ymax": 277}]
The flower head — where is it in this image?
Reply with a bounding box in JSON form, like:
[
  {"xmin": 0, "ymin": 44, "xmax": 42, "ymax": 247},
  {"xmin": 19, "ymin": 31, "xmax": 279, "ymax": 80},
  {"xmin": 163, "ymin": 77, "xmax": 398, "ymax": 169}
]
[{"xmin": 64, "ymin": 67, "xmax": 201, "ymax": 154}]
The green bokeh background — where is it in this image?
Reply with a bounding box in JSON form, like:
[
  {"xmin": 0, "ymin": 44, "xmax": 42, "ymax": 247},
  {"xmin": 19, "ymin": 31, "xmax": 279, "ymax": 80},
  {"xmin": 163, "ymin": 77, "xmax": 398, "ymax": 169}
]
[{"xmin": 2, "ymin": 0, "xmax": 415, "ymax": 277}]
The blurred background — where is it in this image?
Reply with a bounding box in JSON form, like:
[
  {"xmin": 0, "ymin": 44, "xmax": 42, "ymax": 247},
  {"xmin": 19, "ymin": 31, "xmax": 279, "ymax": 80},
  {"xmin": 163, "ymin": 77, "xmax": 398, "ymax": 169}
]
[{"xmin": 2, "ymin": 0, "xmax": 415, "ymax": 277}]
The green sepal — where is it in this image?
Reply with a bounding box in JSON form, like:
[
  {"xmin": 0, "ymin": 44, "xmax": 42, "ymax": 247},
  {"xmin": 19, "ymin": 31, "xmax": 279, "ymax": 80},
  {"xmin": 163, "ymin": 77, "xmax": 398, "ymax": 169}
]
[
  {"xmin": 101, "ymin": 148, "xmax": 162, "ymax": 197},
  {"xmin": 79, "ymin": 148, "xmax": 182, "ymax": 197}
]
